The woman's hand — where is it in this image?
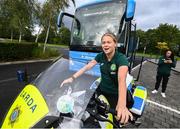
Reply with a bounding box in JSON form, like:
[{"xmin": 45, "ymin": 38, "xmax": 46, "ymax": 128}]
[
  {"xmin": 167, "ymin": 60, "xmax": 172, "ymax": 63},
  {"xmin": 164, "ymin": 60, "xmax": 172, "ymax": 64},
  {"xmin": 60, "ymin": 77, "xmax": 73, "ymax": 87},
  {"xmin": 116, "ymin": 104, "xmax": 133, "ymax": 124},
  {"xmin": 164, "ymin": 60, "xmax": 169, "ymax": 63}
]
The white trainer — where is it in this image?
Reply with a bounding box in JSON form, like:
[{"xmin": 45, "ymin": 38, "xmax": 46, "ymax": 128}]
[
  {"xmin": 151, "ymin": 90, "xmax": 158, "ymax": 94},
  {"xmin": 161, "ymin": 93, "xmax": 166, "ymax": 98}
]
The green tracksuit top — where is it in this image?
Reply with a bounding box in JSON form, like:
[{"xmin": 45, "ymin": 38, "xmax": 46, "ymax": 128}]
[
  {"xmin": 157, "ymin": 56, "xmax": 176, "ymax": 76},
  {"xmin": 95, "ymin": 51, "xmax": 129, "ymax": 94}
]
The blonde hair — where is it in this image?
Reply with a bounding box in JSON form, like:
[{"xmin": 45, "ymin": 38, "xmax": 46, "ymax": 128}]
[{"xmin": 101, "ymin": 32, "xmax": 117, "ymax": 44}]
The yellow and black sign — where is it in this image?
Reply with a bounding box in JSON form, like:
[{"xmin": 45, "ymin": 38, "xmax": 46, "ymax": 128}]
[{"xmin": 2, "ymin": 84, "xmax": 49, "ymax": 128}]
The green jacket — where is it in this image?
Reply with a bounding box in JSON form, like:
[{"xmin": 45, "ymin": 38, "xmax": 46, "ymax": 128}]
[
  {"xmin": 95, "ymin": 51, "xmax": 129, "ymax": 94},
  {"xmin": 157, "ymin": 56, "xmax": 176, "ymax": 76}
]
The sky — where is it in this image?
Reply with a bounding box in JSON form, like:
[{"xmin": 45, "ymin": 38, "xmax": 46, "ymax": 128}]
[
  {"xmin": 38, "ymin": 0, "xmax": 180, "ymax": 31},
  {"xmin": 135, "ymin": 0, "xmax": 180, "ymax": 30}
]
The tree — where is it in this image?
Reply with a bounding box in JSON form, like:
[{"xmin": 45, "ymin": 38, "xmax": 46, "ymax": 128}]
[
  {"xmin": 0, "ymin": 0, "xmax": 76, "ymax": 44},
  {"xmin": 156, "ymin": 42, "xmax": 169, "ymax": 55},
  {"xmin": 174, "ymin": 32, "xmax": 180, "ymax": 56},
  {"xmin": 33, "ymin": 2, "xmax": 43, "ymax": 43},
  {"xmin": 156, "ymin": 23, "xmax": 179, "ymax": 51},
  {"xmin": 136, "ymin": 29, "xmax": 147, "ymax": 52},
  {"xmin": 58, "ymin": 27, "xmax": 71, "ymax": 45},
  {"xmin": 145, "ymin": 29, "xmax": 158, "ymax": 53},
  {"xmin": 0, "ymin": 0, "xmax": 36, "ymax": 42},
  {"xmin": 137, "ymin": 23, "xmax": 180, "ymax": 55},
  {"xmin": 41, "ymin": 0, "xmax": 75, "ymax": 53}
]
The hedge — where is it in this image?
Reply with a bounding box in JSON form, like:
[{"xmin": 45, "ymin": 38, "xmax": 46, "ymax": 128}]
[{"xmin": 0, "ymin": 42, "xmax": 38, "ymax": 61}]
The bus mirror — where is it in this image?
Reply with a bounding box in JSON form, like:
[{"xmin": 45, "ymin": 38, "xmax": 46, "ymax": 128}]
[
  {"xmin": 75, "ymin": 19, "xmax": 81, "ymax": 35},
  {"xmin": 57, "ymin": 12, "xmax": 81, "ymax": 34},
  {"xmin": 125, "ymin": 0, "xmax": 136, "ymax": 21},
  {"xmin": 57, "ymin": 12, "xmax": 64, "ymax": 28}
]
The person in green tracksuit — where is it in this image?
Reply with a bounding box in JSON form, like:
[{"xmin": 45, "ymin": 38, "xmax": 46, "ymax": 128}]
[
  {"xmin": 152, "ymin": 50, "xmax": 176, "ymax": 98},
  {"xmin": 61, "ymin": 32, "xmax": 133, "ymax": 124}
]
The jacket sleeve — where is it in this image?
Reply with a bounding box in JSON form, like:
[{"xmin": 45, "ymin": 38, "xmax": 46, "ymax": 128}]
[
  {"xmin": 171, "ymin": 59, "xmax": 176, "ymax": 68},
  {"xmin": 158, "ymin": 57, "xmax": 164, "ymax": 66},
  {"xmin": 94, "ymin": 53, "xmax": 101, "ymax": 63}
]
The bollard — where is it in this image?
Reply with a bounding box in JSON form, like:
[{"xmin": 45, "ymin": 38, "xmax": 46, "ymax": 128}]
[{"xmin": 17, "ymin": 70, "xmax": 25, "ymax": 82}]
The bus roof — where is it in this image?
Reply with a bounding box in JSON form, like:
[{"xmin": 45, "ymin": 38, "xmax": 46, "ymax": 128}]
[{"xmin": 77, "ymin": 0, "xmax": 112, "ymax": 10}]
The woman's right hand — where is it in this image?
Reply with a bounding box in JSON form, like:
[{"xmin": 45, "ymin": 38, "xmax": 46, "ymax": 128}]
[
  {"xmin": 60, "ymin": 77, "xmax": 73, "ymax": 87},
  {"xmin": 167, "ymin": 60, "xmax": 172, "ymax": 63}
]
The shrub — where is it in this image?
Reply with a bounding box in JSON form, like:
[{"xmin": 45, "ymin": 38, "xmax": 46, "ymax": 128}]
[
  {"xmin": 31, "ymin": 47, "xmax": 60, "ymax": 59},
  {"xmin": 0, "ymin": 42, "xmax": 38, "ymax": 61}
]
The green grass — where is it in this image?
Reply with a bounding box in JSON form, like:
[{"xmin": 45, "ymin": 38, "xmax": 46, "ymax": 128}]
[
  {"xmin": 32, "ymin": 47, "xmax": 60, "ymax": 59},
  {"xmin": 47, "ymin": 44, "xmax": 68, "ymax": 48},
  {"xmin": 135, "ymin": 53, "xmax": 160, "ymax": 59},
  {"xmin": 175, "ymin": 56, "xmax": 180, "ymax": 61},
  {"xmin": 0, "ymin": 38, "xmax": 30, "ymax": 43},
  {"xmin": 38, "ymin": 43, "xmax": 68, "ymax": 48},
  {"xmin": 0, "ymin": 39, "xmax": 69, "ymax": 48}
]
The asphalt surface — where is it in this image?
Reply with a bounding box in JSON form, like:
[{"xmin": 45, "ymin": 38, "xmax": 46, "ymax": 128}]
[
  {"xmin": 131, "ymin": 61, "xmax": 180, "ymax": 128},
  {"xmin": 0, "ymin": 46, "xmax": 69, "ymax": 126},
  {"xmin": 0, "ymin": 61, "xmax": 53, "ymax": 125}
]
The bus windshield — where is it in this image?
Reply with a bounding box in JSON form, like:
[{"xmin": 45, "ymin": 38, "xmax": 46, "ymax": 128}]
[{"xmin": 71, "ymin": 1, "xmax": 126, "ymax": 51}]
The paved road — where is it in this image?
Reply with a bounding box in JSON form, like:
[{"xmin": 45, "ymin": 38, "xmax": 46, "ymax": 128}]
[
  {"xmin": 132, "ymin": 61, "xmax": 180, "ymax": 128},
  {"xmin": 0, "ymin": 61, "xmax": 53, "ymax": 126}
]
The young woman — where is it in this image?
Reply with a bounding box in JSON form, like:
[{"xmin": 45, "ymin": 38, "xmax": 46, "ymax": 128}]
[
  {"xmin": 61, "ymin": 33, "xmax": 133, "ymax": 124},
  {"xmin": 152, "ymin": 50, "xmax": 176, "ymax": 98}
]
